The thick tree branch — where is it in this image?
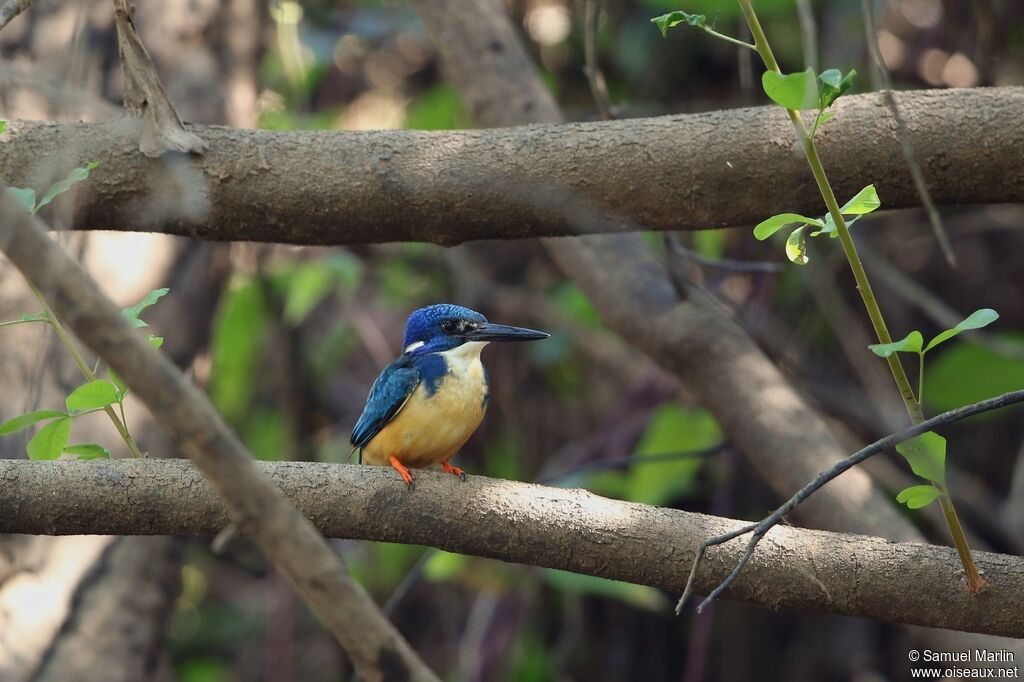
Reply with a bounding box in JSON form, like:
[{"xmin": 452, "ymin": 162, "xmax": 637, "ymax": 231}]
[
  {"xmin": 0, "ymin": 87, "xmax": 1020, "ymax": 245},
  {"xmin": 0, "ymin": 202, "xmax": 437, "ymax": 682},
  {"xmin": 0, "ymin": 459, "xmax": 1022, "ymax": 637}
]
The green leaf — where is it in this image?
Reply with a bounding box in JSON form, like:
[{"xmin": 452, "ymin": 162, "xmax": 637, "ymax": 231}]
[
  {"xmin": 753, "ymin": 213, "xmax": 824, "ymax": 240},
  {"xmin": 27, "ymin": 417, "xmax": 72, "ymax": 460},
  {"xmin": 423, "ymin": 550, "xmax": 470, "ymax": 582},
  {"xmin": 65, "ymin": 380, "xmax": 119, "ymax": 411},
  {"xmin": 924, "ymin": 308, "xmax": 1000, "ymax": 352},
  {"xmin": 7, "ymin": 186, "xmax": 36, "ymax": 213},
  {"xmin": 840, "ymin": 184, "xmax": 880, "ymax": 215},
  {"xmin": 0, "ymin": 120, "xmax": 6, "ymax": 134},
  {"xmin": 896, "ymin": 484, "xmax": 942, "ymax": 509},
  {"xmin": 815, "ymin": 111, "xmax": 837, "ymax": 127},
  {"xmin": 209, "ymin": 275, "xmax": 268, "ymax": 423},
  {"xmin": 651, "ymin": 10, "xmax": 706, "ymax": 37},
  {"xmin": 761, "ymin": 69, "xmax": 819, "ymax": 111},
  {"xmin": 36, "ymin": 162, "xmax": 99, "ymax": 211},
  {"xmin": 0, "ymin": 410, "xmax": 69, "ymax": 435},
  {"xmin": 896, "ymin": 431, "xmax": 946, "ymax": 485},
  {"xmin": 818, "ymin": 68, "xmax": 856, "ymax": 109},
  {"xmin": 122, "ymin": 287, "xmax": 169, "ymax": 328},
  {"xmin": 64, "ymin": 443, "xmax": 111, "ymax": 460},
  {"xmin": 868, "ymin": 331, "xmax": 923, "ymax": 357},
  {"xmin": 785, "ymin": 225, "xmax": 810, "ymax": 265},
  {"xmin": 148, "ymin": 335, "xmax": 164, "ymax": 348}
]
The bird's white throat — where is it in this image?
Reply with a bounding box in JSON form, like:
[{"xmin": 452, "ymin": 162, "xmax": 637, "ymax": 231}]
[{"xmin": 440, "ymin": 341, "xmax": 489, "ymax": 374}]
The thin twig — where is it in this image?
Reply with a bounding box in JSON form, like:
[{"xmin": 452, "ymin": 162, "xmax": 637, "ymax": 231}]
[
  {"xmin": 676, "ymin": 387, "xmax": 1024, "ymax": 614},
  {"xmin": 0, "ymin": 0, "xmax": 32, "ymax": 32},
  {"xmin": 582, "ymin": 0, "xmax": 614, "ymax": 120},
  {"xmin": 861, "ymin": 0, "xmax": 956, "ymax": 267}
]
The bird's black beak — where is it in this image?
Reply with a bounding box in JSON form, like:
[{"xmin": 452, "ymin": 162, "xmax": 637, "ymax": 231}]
[{"xmin": 462, "ymin": 322, "xmax": 549, "ymax": 342}]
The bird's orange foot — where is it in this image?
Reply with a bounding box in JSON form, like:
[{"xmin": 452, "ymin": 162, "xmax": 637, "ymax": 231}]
[
  {"xmin": 389, "ymin": 455, "xmax": 415, "ymax": 489},
  {"xmin": 442, "ymin": 460, "xmax": 467, "ymax": 481}
]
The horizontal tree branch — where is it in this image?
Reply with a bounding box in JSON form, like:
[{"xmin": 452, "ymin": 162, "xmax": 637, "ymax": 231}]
[
  {"xmin": 0, "ymin": 87, "xmax": 1021, "ymax": 246},
  {"xmin": 1, "ymin": 458, "xmax": 1022, "ymax": 637}
]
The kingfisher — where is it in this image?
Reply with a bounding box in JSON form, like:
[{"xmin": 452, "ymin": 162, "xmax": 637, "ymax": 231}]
[{"xmin": 350, "ymin": 304, "xmax": 548, "ymax": 487}]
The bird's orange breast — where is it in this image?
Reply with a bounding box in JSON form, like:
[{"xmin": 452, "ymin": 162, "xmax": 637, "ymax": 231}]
[{"xmin": 361, "ymin": 342, "xmax": 489, "ymax": 468}]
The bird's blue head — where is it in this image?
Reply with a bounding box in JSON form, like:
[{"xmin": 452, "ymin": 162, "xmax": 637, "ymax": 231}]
[{"xmin": 402, "ymin": 304, "xmax": 548, "ymax": 354}]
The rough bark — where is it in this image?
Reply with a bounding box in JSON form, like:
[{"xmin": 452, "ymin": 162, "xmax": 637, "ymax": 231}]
[
  {"xmin": 0, "ymin": 459, "xmax": 1022, "ymax": 638},
  {"xmin": 410, "ymin": 0, "xmax": 920, "ymax": 541},
  {"xmin": 0, "ymin": 201, "xmax": 438, "ymax": 682},
  {"xmin": 0, "ymin": 87, "xmax": 1020, "ymax": 244}
]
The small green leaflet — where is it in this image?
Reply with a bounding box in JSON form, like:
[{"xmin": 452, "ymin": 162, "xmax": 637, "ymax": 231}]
[
  {"xmin": 27, "ymin": 417, "xmax": 72, "ymax": 460},
  {"xmin": 7, "ymin": 187, "xmax": 36, "ymax": 213},
  {"xmin": 64, "ymin": 443, "xmax": 111, "ymax": 460},
  {"xmin": 761, "ymin": 69, "xmax": 819, "ymax": 111},
  {"xmin": 753, "ymin": 213, "xmax": 824, "ymax": 241},
  {"xmin": 924, "ymin": 308, "xmax": 999, "ymax": 352},
  {"xmin": 122, "ymin": 288, "xmax": 169, "ymax": 328},
  {"xmin": 0, "ymin": 410, "xmax": 68, "ymax": 435},
  {"xmin": 7, "ymin": 162, "xmax": 99, "ymax": 214},
  {"xmin": 36, "ymin": 162, "xmax": 99, "ymax": 211},
  {"xmin": 895, "ymin": 431, "xmax": 946, "ymax": 485},
  {"xmin": 0, "ymin": 120, "xmax": 6, "ymax": 134},
  {"xmin": 868, "ymin": 331, "xmax": 923, "ymax": 358},
  {"xmin": 813, "ymin": 185, "xmax": 880, "ymax": 237},
  {"xmin": 785, "ymin": 226, "xmax": 809, "ymax": 265},
  {"xmin": 66, "ymin": 380, "xmax": 119, "ymax": 411},
  {"xmin": 818, "ymin": 68, "xmax": 856, "ymax": 110},
  {"xmin": 896, "ymin": 484, "xmax": 942, "ymax": 509},
  {"xmin": 651, "ymin": 10, "xmax": 706, "ymax": 37}
]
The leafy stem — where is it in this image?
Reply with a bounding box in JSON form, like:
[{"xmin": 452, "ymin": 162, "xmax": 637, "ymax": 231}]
[
  {"xmin": 29, "ymin": 284, "xmax": 144, "ymax": 459},
  {"xmin": 735, "ymin": 0, "xmax": 982, "ymax": 593}
]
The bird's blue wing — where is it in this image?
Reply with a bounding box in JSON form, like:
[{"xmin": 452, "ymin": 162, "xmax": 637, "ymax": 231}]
[{"xmin": 350, "ymin": 355, "xmax": 421, "ymax": 449}]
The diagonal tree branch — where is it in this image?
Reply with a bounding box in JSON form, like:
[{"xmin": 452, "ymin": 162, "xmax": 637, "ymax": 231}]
[
  {"xmin": 0, "ymin": 87, "xmax": 1020, "ymax": 245},
  {"xmin": 0, "ymin": 458, "xmax": 1022, "ymax": 637},
  {"xmin": 0, "ymin": 199, "xmax": 438, "ymax": 682}
]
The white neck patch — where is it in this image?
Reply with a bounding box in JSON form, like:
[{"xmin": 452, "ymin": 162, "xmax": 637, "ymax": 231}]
[{"xmin": 440, "ymin": 341, "xmax": 489, "ymax": 371}]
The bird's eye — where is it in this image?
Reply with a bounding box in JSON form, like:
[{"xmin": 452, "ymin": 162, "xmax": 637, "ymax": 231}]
[{"xmin": 441, "ymin": 319, "xmax": 460, "ymax": 333}]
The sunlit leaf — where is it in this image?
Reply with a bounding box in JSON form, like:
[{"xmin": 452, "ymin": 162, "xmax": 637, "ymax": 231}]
[
  {"xmin": 148, "ymin": 335, "xmax": 164, "ymax": 348},
  {"xmin": 819, "ymin": 68, "xmax": 856, "ymax": 109},
  {"xmin": 651, "ymin": 10, "xmax": 706, "ymax": 37},
  {"xmin": 283, "ymin": 262, "xmax": 335, "ymax": 324},
  {"xmin": 36, "ymin": 162, "xmax": 99, "ymax": 211},
  {"xmin": 0, "ymin": 120, "xmax": 6, "ymax": 134},
  {"xmin": 785, "ymin": 225, "xmax": 810, "ymax": 265},
  {"xmin": 209, "ymin": 276, "xmax": 268, "ymax": 423},
  {"xmin": 924, "ymin": 308, "xmax": 1000, "ymax": 352},
  {"xmin": 66, "ymin": 380, "xmax": 119, "ymax": 411},
  {"xmin": 423, "ymin": 550, "xmax": 470, "ymax": 581},
  {"xmin": 64, "ymin": 443, "xmax": 111, "ymax": 460},
  {"xmin": 840, "ymin": 184, "xmax": 880, "ymax": 215},
  {"xmin": 7, "ymin": 187, "xmax": 36, "ymax": 213},
  {"xmin": 896, "ymin": 431, "xmax": 946, "ymax": 485},
  {"xmin": 868, "ymin": 331, "xmax": 923, "ymax": 357},
  {"xmin": 761, "ymin": 69, "xmax": 819, "ymax": 111},
  {"xmin": 27, "ymin": 417, "xmax": 71, "ymax": 460},
  {"xmin": 122, "ymin": 287, "xmax": 169, "ymax": 328},
  {"xmin": 0, "ymin": 410, "xmax": 69, "ymax": 436},
  {"xmin": 927, "ymin": 333, "xmax": 1024, "ymax": 414},
  {"xmin": 896, "ymin": 484, "xmax": 942, "ymax": 509},
  {"xmin": 753, "ymin": 213, "xmax": 824, "ymax": 240}
]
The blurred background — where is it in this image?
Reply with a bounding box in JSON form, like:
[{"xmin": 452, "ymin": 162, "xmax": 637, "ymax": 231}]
[{"xmin": 0, "ymin": 0, "xmax": 1022, "ymax": 680}]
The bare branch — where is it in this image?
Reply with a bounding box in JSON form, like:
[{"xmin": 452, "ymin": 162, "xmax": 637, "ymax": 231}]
[
  {"xmin": 678, "ymin": 388, "xmax": 1024, "ymax": 614},
  {"xmin": 0, "ymin": 88, "xmax": 1021, "ymax": 244},
  {"xmin": 112, "ymin": 0, "xmax": 208, "ymax": 156},
  {"xmin": 0, "ymin": 200, "xmax": 437, "ymax": 682},
  {"xmin": 1, "ymin": 458, "xmax": 1023, "ymax": 637},
  {"xmin": 0, "ymin": 0, "xmax": 31, "ymax": 32}
]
